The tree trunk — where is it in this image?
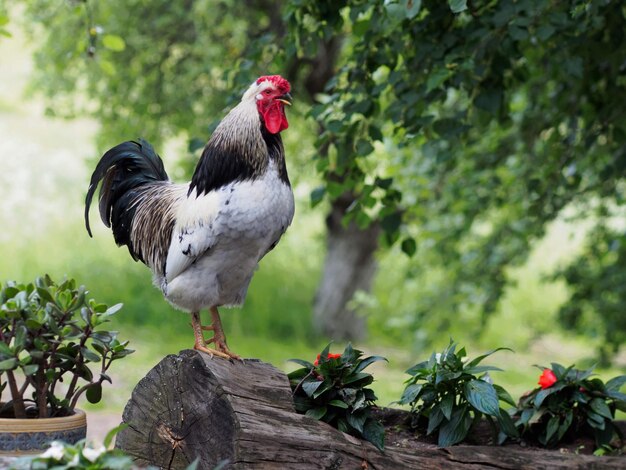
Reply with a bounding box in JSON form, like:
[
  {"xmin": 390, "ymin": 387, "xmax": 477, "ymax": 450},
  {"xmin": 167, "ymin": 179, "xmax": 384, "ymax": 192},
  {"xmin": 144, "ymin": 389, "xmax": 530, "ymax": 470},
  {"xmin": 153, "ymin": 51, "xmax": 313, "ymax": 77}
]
[
  {"xmin": 114, "ymin": 351, "xmax": 625, "ymax": 470},
  {"xmin": 313, "ymin": 194, "xmax": 380, "ymax": 341}
]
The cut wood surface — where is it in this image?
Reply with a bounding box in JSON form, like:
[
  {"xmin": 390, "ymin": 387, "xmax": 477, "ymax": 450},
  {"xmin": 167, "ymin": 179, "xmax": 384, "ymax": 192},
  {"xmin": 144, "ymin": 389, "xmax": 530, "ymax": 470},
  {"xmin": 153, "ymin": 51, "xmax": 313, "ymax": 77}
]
[{"xmin": 116, "ymin": 350, "xmax": 625, "ymax": 469}]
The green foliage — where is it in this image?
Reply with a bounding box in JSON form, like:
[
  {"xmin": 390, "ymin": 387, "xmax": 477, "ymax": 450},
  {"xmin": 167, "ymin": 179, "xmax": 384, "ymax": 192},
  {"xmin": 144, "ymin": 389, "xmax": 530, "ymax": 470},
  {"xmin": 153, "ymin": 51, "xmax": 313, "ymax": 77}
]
[
  {"xmin": 397, "ymin": 340, "xmax": 518, "ymax": 447},
  {"xmin": 515, "ymin": 363, "xmax": 626, "ymax": 449},
  {"xmin": 0, "ymin": 275, "xmax": 133, "ymax": 418},
  {"xmin": 555, "ymin": 226, "xmax": 626, "ymax": 364},
  {"xmin": 17, "ymin": 0, "xmax": 293, "ymax": 151},
  {"xmin": 287, "ymin": 0, "xmax": 626, "ymax": 353},
  {"xmin": 288, "ymin": 343, "xmax": 387, "ymax": 451}
]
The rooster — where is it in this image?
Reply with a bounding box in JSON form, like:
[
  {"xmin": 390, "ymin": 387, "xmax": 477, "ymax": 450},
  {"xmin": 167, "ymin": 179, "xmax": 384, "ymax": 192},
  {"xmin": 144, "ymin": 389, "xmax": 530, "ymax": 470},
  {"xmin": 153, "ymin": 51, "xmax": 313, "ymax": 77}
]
[{"xmin": 84, "ymin": 75, "xmax": 294, "ymax": 359}]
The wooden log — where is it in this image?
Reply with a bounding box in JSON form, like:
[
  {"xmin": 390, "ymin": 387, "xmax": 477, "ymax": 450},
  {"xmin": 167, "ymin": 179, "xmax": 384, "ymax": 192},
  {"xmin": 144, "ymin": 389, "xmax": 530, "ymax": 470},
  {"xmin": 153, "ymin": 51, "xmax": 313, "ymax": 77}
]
[{"xmin": 116, "ymin": 350, "xmax": 625, "ymax": 469}]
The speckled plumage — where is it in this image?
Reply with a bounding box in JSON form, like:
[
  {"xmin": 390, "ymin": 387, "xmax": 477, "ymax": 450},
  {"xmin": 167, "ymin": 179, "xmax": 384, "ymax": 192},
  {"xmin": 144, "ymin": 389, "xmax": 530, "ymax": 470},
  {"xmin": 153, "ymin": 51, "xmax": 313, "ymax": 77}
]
[{"xmin": 85, "ymin": 78, "xmax": 295, "ymax": 316}]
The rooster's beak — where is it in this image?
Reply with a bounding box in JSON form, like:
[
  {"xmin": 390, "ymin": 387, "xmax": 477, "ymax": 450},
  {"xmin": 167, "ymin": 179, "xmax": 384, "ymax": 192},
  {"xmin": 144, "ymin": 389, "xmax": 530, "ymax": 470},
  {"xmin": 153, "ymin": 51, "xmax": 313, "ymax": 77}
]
[{"xmin": 277, "ymin": 93, "xmax": 292, "ymax": 106}]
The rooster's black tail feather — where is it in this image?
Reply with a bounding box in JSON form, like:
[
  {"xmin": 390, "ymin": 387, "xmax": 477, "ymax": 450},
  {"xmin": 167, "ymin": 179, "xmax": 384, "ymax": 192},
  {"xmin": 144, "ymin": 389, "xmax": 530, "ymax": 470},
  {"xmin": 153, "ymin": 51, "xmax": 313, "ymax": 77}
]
[{"xmin": 85, "ymin": 139, "xmax": 169, "ymax": 248}]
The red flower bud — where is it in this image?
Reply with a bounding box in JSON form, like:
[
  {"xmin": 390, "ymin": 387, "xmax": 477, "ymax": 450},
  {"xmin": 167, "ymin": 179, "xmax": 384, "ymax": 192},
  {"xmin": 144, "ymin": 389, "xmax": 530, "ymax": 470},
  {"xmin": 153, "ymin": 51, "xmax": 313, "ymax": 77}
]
[{"xmin": 538, "ymin": 369, "xmax": 558, "ymax": 389}]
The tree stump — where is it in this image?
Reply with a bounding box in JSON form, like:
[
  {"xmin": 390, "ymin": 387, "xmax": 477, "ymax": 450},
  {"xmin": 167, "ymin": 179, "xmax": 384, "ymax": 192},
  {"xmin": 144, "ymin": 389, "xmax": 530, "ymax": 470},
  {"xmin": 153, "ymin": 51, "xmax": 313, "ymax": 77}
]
[{"xmin": 116, "ymin": 351, "xmax": 625, "ymax": 469}]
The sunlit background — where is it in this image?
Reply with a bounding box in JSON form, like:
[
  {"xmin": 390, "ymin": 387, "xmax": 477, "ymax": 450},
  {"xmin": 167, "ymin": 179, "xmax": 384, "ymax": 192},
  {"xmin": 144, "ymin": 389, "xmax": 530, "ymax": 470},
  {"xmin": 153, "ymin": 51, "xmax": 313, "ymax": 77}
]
[{"xmin": 1, "ymin": 3, "xmax": 624, "ymax": 442}]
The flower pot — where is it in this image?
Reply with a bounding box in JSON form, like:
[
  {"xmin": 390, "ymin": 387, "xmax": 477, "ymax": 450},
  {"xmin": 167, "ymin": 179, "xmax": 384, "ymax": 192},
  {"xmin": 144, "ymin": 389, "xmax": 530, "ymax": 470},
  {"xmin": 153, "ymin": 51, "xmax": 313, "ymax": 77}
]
[{"xmin": 0, "ymin": 409, "xmax": 87, "ymax": 456}]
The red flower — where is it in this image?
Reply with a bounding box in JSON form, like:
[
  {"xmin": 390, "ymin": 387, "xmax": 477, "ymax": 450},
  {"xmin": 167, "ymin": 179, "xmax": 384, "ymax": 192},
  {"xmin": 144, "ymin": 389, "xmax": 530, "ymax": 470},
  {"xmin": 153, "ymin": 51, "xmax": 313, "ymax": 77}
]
[
  {"xmin": 314, "ymin": 353, "xmax": 342, "ymax": 366},
  {"xmin": 538, "ymin": 369, "xmax": 558, "ymax": 389}
]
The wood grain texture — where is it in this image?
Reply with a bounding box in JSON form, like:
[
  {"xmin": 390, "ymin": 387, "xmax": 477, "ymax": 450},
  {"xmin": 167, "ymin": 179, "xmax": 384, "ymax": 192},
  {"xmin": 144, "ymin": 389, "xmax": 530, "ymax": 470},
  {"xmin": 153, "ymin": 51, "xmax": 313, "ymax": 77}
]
[{"xmin": 116, "ymin": 351, "xmax": 625, "ymax": 469}]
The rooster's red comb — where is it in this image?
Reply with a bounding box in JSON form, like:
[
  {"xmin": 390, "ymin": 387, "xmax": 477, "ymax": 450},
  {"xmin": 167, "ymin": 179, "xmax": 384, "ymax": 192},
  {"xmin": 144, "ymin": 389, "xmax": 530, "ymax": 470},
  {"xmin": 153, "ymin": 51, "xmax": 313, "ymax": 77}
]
[{"xmin": 256, "ymin": 75, "xmax": 291, "ymax": 93}]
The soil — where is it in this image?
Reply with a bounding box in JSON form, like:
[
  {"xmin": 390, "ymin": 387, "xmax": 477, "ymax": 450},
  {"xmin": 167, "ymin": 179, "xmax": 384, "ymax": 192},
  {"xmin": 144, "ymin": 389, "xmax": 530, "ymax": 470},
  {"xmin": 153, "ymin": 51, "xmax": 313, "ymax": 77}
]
[{"xmin": 374, "ymin": 407, "xmax": 626, "ymax": 457}]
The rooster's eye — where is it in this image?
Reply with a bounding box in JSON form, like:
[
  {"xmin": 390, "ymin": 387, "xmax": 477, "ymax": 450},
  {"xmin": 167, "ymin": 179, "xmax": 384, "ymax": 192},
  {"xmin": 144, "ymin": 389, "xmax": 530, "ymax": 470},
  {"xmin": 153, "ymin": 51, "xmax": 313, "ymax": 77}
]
[{"xmin": 264, "ymin": 89, "xmax": 272, "ymax": 95}]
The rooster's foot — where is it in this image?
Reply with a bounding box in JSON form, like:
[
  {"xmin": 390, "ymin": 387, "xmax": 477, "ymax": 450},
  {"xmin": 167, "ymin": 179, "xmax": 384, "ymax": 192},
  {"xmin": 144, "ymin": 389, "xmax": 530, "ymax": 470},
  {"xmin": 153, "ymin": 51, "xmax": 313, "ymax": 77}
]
[{"xmin": 193, "ymin": 343, "xmax": 233, "ymax": 360}]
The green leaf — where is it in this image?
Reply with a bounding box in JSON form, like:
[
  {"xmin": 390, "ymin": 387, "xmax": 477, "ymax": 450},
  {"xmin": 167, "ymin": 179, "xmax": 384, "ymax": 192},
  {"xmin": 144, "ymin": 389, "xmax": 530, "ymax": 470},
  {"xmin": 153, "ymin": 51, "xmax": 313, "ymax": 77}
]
[
  {"xmin": 464, "ymin": 380, "xmax": 500, "ymax": 416},
  {"xmin": 104, "ymin": 423, "xmax": 128, "ymax": 448},
  {"xmin": 356, "ymin": 139, "xmax": 374, "ymax": 156},
  {"xmin": 81, "ymin": 347, "xmax": 102, "ymax": 363},
  {"xmin": 493, "ymin": 384, "xmax": 516, "ymax": 408},
  {"xmin": 402, "ymin": 0, "xmax": 422, "ymax": 19},
  {"xmin": 288, "ymin": 358, "xmax": 315, "ymax": 369},
  {"xmin": 474, "ymin": 89, "xmax": 502, "ymax": 115},
  {"xmin": 440, "ymin": 394, "xmax": 454, "ymax": 420},
  {"xmin": 86, "ymin": 383, "xmax": 103, "ymax": 404},
  {"xmin": 605, "ymin": 375, "xmax": 626, "ymax": 392},
  {"xmin": 590, "ymin": 398, "xmax": 613, "ymax": 420},
  {"xmin": 354, "ymin": 355, "xmax": 387, "ymax": 373},
  {"xmin": 465, "ymin": 347, "xmax": 512, "ymax": 369},
  {"xmin": 557, "ymin": 410, "xmax": 573, "ymax": 441},
  {"xmin": 536, "ymin": 24, "xmax": 555, "ymax": 40},
  {"xmin": 312, "ymin": 381, "xmax": 334, "ymax": 399},
  {"xmin": 369, "ymin": 125, "xmax": 383, "ymax": 142},
  {"xmin": 36, "ymin": 287, "xmax": 55, "ymax": 303},
  {"xmin": 363, "ymin": 418, "xmax": 385, "ymax": 451},
  {"xmin": 343, "ymin": 372, "xmax": 372, "ymax": 385},
  {"xmin": 329, "ymin": 400, "xmax": 348, "ymax": 409},
  {"xmin": 0, "ymin": 358, "xmax": 17, "ymax": 371},
  {"xmin": 463, "ymin": 365, "xmax": 503, "ymax": 375},
  {"xmin": 0, "ymin": 342, "xmax": 12, "ymax": 356},
  {"xmin": 405, "ymin": 360, "xmax": 429, "ymax": 375},
  {"xmin": 310, "ymin": 186, "xmax": 326, "ymax": 207},
  {"xmin": 426, "ymin": 68, "xmax": 450, "ymax": 92},
  {"xmin": 104, "ymin": 303, "xmax": 123, "ymax": 316},
  {"xmin": 305, "ymin": 406, "xmax": 327, "ymax": 420},
  {"xmin": 545, "ymin": 415, "xmax": 560, "ymax": 443},
  {"xmin": 399, "ymin": 383, "xmax": 422, "ymax": 405},
  {"xmin": 347, "ymin": 410, "xmax": 367, "ymax": 433},
  {"xmin": 302, "ymin": 380, "xmax": 323, "ymax": 397},
  {"xmin": 102, "ymin": 34, "xmax": 126, "ymax": 52},
  {"xmin": 427, "ymin": 406, "xmax": 444, "ymax": 435},
  {"xmin": 14, "ymin": 325, "xmax": 27, "ymax": 351},
  {"xmin": 593, "ymin": 422, "xmax": 615, "ymax": 448},
  {"xmin": 497, "ymin": 408, "xmax": 519, "ymax": 438},
  {"xmin": 401, "ymin": 237, "xmax": 417, "ymax": 257},
  {"xmin": 22, "ymin": 364, "xmax": 39, "ymax": 376},
  {"xmin": 534, "ymin": 382, "xmax": 566, "ymax": 408},
  {"xmin": 448, "ymin": 0, "xmax": 467, "ymax": 14},
  {"xmin": 438, "ymin": 406, "xmax": 470, "ymax": 447},
  {"xmin": 607, "ymin": 391, "xmax": 626, "ymax": 403}
]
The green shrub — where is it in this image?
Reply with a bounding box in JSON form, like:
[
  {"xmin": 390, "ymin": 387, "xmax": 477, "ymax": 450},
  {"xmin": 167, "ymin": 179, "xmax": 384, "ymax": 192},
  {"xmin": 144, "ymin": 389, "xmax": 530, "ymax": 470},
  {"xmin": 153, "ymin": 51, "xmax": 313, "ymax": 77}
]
[
  {"xmin": 397, "ymin": 340, "xmax": 518, "ymax": 446},
  {"xmin": 288, "ymin": 343, "xmax": 387, "ymax": 450}
]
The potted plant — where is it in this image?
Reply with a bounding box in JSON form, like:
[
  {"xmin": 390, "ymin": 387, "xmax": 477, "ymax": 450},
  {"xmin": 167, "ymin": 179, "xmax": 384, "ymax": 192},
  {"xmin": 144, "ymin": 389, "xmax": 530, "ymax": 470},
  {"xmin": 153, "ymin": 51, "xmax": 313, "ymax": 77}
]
[{"xmin": 0, "ymin": 275, "xmax": 133, "ymax": 455}]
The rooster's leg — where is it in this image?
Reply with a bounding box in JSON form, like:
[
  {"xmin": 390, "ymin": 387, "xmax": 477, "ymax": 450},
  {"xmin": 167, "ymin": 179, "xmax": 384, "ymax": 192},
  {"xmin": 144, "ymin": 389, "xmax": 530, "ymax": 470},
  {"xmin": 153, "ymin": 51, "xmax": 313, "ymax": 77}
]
[
  {"xmin": 208, "ymin": 306, "xmax": 241, "ymax": 360},
  {"xmin": 191, "ymin": 311, "xmax": 231, "ymax": 359}
]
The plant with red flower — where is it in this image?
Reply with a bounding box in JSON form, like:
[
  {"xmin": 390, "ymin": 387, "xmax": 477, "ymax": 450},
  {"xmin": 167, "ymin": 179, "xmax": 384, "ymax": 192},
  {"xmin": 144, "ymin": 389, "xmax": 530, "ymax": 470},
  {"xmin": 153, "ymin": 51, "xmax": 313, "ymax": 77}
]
[
  {"xmin": 514, "ymin": 362, "xmax": 626, "ymax": 450},
  {"xmin": 537, "ymin": 369, "xmax": 557, "ymax": 389},
  {"xmin": 288, "ymin": 343, "xmax": 387, "ymax": 451}
]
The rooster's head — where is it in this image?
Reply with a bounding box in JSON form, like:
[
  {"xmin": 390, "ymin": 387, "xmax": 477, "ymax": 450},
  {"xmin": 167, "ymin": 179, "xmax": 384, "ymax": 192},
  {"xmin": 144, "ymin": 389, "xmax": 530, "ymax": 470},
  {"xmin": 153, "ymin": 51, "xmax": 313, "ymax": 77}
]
[{"xmin": 246, "ymin": 75, "xmax": 292, "ymax": 134}]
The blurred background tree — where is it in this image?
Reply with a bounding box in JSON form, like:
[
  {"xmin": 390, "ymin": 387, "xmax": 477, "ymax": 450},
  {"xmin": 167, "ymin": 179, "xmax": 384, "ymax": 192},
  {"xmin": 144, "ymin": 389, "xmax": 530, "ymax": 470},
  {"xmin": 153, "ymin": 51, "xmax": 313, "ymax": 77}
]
[{"xmin": 2, "ymin": 0, "xmax": 625, "ymax": 363}]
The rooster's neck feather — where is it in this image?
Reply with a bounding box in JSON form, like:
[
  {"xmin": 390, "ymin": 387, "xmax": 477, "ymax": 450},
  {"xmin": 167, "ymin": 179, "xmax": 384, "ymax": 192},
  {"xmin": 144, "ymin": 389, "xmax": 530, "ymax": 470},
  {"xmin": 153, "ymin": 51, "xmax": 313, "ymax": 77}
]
[{"xmin": 188, "ymin": 99, "xmax": 288, "ymax": 197}]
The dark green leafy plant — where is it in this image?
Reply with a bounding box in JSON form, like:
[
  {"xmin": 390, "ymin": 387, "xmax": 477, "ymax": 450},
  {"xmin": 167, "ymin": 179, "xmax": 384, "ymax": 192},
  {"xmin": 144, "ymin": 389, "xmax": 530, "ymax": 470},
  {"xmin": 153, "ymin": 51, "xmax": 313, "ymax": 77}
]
[
  {"xmin": 398, "ymin": 340, "xmax": 518, "ymax": 447},
  {"xmin": 288, "ymin": 344, "xmax": 387, "ymax": 451},
  {"xmin": 515, "ymin": 363, "xmax": 626, "ymax": 450},
  {"xmin": 0, "ymin": 275, "xmax": 134, "ymax": 419}
]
